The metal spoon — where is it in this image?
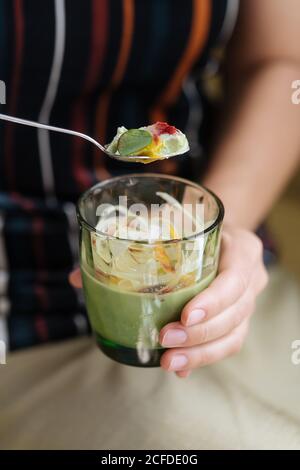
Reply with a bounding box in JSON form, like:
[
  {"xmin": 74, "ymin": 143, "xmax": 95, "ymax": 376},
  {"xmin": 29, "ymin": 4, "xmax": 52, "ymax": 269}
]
[{"xmin": 0, "ymin": 113, "xmax": 185, "ymax": 162}]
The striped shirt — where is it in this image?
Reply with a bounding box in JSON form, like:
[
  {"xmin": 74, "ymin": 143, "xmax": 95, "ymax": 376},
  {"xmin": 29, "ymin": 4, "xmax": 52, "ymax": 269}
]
[{"xmin": 0, "ymin": 0, "xmax": 242, "ymax": 349}]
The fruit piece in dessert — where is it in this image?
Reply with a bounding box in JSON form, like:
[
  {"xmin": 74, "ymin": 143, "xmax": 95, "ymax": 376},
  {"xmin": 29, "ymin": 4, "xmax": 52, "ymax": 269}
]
[{"xmin": 105, "ymin": 122, "xmax": 189, "ymax": 163}]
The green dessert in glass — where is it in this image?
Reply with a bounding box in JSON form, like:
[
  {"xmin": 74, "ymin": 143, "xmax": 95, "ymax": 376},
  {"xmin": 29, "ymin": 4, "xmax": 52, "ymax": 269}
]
[{"xmin": 77, "ymin": 174, "xmax": 224, "ymax": 367}]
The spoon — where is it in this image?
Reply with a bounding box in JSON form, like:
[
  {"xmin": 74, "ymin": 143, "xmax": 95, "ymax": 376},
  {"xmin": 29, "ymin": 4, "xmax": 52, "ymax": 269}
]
[{"xmin": 0, "ymin": 113, "xmax": 185, "ymax": 163}]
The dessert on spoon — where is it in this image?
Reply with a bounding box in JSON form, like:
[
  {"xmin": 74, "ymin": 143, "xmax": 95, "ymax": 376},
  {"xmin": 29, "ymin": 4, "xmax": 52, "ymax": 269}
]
[
  {"xmin": 106, "ymin": 121, "xmax": 189, "ymax": 163},
  {"xmin": 0, "ymin": 113, "xmax": 189, "ymax": 163}
]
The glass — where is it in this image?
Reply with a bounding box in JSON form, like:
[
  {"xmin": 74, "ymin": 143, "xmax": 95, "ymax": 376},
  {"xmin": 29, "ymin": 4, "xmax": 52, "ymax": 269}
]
[{"xmin": 77, "ymin": 173, "xmax": 224, "ymax": 367}]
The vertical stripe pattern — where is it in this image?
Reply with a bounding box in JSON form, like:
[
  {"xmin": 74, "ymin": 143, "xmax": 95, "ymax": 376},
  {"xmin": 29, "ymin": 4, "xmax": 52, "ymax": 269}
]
[
  {"xmin": 151, "ymin": 0, "xmax": 211, "ymax": 123},
  {"xmin": 218, "ymin": 0, "xmax": 240, "ymax": 44},
  {"xmin": 38, "ymin": 0, "xmax": 66, "ymax": 203},
  {"xmin": 94, "ymin": 0, "xmax": 135, "ymax": 180},
  {"xmin": 71, "ymin": 0, "xmax": 109, "ymax": 191},
  {"xmin": 4, "ymin": 0, "xmax": 24, "ymax": 190},
  {"xmin": 0, "ymin": 212, "xmax": 9, "ymax": 346},
  {"xmin": 0, "ymin": 0, "xmax": 237, "ymax": 349}
]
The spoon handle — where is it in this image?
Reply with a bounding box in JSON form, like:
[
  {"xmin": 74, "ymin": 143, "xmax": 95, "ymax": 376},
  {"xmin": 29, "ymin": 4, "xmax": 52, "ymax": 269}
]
[{"xmin": 0, "ymin": 113, "xmax": 106, "ymax": 152}]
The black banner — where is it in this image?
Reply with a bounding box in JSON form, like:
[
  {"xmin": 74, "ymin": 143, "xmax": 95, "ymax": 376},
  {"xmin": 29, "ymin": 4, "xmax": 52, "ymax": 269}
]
[{"xmin": 0, "ymin": 450, "xmax": 295, "ymax": 466}]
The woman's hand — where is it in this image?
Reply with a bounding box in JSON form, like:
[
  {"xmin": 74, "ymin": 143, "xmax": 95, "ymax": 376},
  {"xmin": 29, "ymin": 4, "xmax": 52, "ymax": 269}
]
[
  {"xmin": 159, "ymin": 226, "xmax": 268, "ymax": 378},
  {"xmin": 69, "ymin": 226, "xmax": 268, "ymax": 378}
]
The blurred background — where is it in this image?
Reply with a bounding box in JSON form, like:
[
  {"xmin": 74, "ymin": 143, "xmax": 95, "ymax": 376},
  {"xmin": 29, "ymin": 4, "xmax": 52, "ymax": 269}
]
[
  {"xmin": 267, "ymin": 169, "xmax": 300, "ymax": 282},
  {"xmin": 205, "ymin": 61, "xmax": 300, "ymax": 284}
]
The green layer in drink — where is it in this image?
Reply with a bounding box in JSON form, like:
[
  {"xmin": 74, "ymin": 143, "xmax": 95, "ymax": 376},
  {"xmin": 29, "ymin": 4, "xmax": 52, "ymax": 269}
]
[{"xmin": 82, "ymin": 266, "xmax": 216, "ymax": 350}]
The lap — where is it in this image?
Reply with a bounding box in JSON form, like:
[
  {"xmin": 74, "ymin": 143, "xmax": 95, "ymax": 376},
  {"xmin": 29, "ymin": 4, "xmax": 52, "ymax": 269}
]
[{"xmin": 1, "ymin": 266, "xmax": 299, "ymax": 450}]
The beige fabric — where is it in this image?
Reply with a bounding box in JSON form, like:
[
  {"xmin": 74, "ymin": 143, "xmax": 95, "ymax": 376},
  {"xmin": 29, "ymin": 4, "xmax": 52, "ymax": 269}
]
[{"xmin": 0, "ymin": 265, "xmax": 299, "ymax": 450}]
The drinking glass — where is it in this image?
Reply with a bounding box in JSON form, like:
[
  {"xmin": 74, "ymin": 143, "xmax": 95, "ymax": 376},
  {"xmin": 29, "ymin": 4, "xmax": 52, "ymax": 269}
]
[{"xmin": 77, "ymin": 173, "xmax": 224, "ymax": 367}]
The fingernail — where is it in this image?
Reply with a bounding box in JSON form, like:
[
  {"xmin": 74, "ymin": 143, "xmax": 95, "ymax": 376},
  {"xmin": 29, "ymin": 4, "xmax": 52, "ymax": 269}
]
[
  {"xmin": 161, "ymin": 329, "xmax": 187, "ymax": 347},
  {"xmin": 169, "ymin": 354, "xmax": 188, "ymax": 371},
  {"xmin": 186, "ymin": 309, "xmax": 206, "ymax": 326},
  {"xmin": 176, "ymin": 370, "xmax": 191, "ymax": 379}
]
